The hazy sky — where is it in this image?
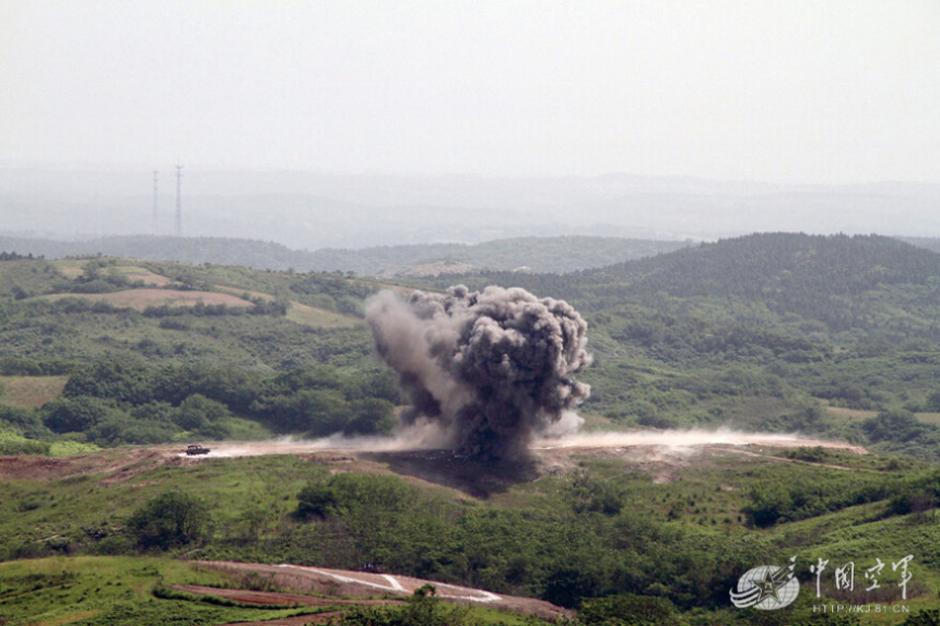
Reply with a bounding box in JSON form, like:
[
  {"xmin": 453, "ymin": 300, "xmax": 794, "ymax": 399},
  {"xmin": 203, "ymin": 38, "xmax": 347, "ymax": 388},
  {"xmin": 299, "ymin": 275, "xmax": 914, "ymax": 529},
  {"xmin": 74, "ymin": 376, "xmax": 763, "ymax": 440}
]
[{"xmin": 2, "ymin": 0, "xmax": 938, "ymax": 183}]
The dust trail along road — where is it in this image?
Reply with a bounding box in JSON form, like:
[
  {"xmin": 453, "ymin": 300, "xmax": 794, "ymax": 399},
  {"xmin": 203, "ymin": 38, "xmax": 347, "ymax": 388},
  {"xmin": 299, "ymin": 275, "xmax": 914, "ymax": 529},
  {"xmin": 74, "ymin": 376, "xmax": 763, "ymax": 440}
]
[
  {"xmin": 180, "ymin": 429, "xmax": 866, "ymax": 460},
  {"xmin": 531, "ymin": 429, "xmax": 867, "ymax": 453}
]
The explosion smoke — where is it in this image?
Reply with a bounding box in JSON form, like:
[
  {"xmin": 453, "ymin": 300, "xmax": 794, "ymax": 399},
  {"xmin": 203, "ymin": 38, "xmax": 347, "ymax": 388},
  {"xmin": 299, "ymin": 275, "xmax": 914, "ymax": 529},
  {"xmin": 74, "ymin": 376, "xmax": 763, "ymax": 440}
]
[{"xmin": 366, "ymin": 285, "xmax": 592, "ymax": 460}]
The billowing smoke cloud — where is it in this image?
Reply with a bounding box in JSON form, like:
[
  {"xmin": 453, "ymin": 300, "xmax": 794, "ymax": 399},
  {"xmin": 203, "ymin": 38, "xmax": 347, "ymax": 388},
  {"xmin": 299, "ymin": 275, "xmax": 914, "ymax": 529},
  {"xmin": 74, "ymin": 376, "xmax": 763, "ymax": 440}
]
[{"xmin": 366, "ymin": 285, "xmax": 592, "ymax": 460}]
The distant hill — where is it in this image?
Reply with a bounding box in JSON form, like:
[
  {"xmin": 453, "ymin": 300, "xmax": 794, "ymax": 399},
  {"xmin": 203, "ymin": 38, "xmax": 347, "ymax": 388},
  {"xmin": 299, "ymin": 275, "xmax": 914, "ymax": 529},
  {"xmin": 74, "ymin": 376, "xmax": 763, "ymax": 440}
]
[
  {"xmin": 901, "ymin": 236, "xmax": 940, "ymax": 255},
  {"xmin": 5, "ymin": 167, "xmax": 940, "ymax": 246},
  {"xmin": 0, "ymin": 234, "xmax": 690, "ymax": 275},
  {"xmin": 309, "ymin": 236, "xmax": 690, "ymax": 275},
  {"xmin": 430, "ymin": 233, "xmax": 940, "ymax": 335},
  {"xmin": 0, "ymin": 235, "xmax": 306, "ymax": 270},
  {"xmin": 587, "ymin": 232, "xmax": 940, "ymax": 297}
]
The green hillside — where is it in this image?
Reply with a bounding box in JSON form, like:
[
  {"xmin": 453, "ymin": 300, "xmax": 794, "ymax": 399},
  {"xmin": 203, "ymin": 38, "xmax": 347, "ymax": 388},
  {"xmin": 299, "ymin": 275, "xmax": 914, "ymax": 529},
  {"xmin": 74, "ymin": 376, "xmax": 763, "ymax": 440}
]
[
  {"xmin": 5, "ymin": 234, "xmax": 940, "ymax": 458},
  {"xmin": 3, "ymin": 234, "xmax": 940, "ymax": 624},
  {"xmin": 1, "ymin": 437, "xmax": 939, "ymax": 624},
  {"xmin": 0, "ymin": 255, "xmax": 397, "ymax": 448}
]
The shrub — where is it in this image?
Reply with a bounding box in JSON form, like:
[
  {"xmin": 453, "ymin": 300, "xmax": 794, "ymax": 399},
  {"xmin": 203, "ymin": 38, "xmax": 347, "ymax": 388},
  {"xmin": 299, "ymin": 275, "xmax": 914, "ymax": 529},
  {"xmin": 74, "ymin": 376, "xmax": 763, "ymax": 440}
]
[
  {"xmin": 571, "ymin": 473, "xmax": 624, "ymax": 515},
  {"xmin": 297, "ymin": 473, "xmax": 414, "ymax": 519},
  {"xmin": 87, "ymin": 415, "xmax": 178, "ymax": 445},
  {"xmin": 174, "ymin": 393, "xmax": 231, "ymax": 430},
  {"xmin": 926, "ymin": 391, "xmax": 940, "ymax": 412},
  {"xmin": 863, "ymin": 409, "xmax": 927, "ymax": 443},
  {"xmin": 543, "ymin": 567, "xmax": 604, "ymax": 608},
  {"xmin": 337, "ymin": 585, "xmax": 475, "ymax": 626},
  {"xmin": 42, "ymin": 396, "xmax": 117, "ymax": 433},
  {"xmin": 0, "ymin": 405, "xmax": 48, "ymax": 438},
  {"xmin": 0, "ymin": 434, "xmax": 50, "ymax": 455},
  {"xmin": 296, "ymin": 482, "xmax": 341, "ymax": 519},
  {"xmin": 127, "ymin": 491, "xmax": 211, "ymax": 550},
  {"xmin": 889, "ymin": 489, "xmax": 938, "ymax": 516}
]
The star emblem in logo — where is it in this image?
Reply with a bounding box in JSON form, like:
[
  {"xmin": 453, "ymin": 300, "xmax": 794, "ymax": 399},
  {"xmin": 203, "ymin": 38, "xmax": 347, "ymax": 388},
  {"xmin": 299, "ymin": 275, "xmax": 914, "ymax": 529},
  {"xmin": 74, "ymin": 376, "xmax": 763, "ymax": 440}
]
[
  {"xmin": 730, "ymin": 557, "xmax": 800, "ymax": 610},
  {"xmin": 756, "ymin": 567, "xmax": 782, "ymax": 603}
]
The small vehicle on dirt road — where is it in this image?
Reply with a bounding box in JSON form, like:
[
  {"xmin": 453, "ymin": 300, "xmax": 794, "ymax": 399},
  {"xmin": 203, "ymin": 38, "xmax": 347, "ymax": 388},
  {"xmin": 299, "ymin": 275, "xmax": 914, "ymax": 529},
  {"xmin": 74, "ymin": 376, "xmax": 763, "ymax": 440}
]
[{"xmin": 185, "ymin": 444, "xmax": 211, "ymax": 456}]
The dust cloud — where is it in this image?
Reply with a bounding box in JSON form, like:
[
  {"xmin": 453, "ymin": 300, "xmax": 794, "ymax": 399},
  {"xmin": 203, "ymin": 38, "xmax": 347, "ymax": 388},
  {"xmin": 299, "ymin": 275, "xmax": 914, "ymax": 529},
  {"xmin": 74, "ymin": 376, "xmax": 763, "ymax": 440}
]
[{"xmin": 365, "ymin": 285, "xmax": 592, "ymax": 460}]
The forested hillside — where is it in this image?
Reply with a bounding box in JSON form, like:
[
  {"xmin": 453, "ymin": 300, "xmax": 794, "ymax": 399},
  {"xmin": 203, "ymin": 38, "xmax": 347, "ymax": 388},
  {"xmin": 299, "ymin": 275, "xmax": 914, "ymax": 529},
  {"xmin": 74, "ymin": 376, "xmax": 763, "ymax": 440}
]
[
  {"xmin": 3, "ymin": 233, "xmax": 940, "ymax": 459},
  {"xmin": 418, "ymin": 233, "xmax": 940, "ymax": 459},
  {"xmin": 903, "ymin": 236, "xmax": 940, "ymax": 255}
]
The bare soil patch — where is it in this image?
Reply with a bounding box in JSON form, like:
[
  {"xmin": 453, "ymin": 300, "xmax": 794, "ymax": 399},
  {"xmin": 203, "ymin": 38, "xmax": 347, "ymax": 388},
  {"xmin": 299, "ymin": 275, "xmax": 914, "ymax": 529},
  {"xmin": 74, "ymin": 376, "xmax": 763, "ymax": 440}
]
[
  {"xmin": 35, "ymin": 289, "xmax": 253, "ymax": 310},
  {"xmin": 196, "ymin": 560, "xmax": 572, "ymax": 621},
  {"xmin": 0, "ymin": 447, "xmax": 175, "ymax": 483}
]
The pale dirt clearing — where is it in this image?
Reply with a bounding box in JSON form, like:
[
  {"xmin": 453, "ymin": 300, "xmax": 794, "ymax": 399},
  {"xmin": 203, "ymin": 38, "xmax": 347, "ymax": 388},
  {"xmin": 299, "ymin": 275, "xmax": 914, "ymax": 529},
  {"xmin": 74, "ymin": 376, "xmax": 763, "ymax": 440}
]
[
  {"xmin": 33, "ymin": 288, "xmax": 253, "ymax": 310},
  {"xmin": 286, "ymin": 302, "xmax": 360, "ymax": 329},
  {"xmin": 111, "ymin": 265, "xmax": 171, "ymax": 286}
]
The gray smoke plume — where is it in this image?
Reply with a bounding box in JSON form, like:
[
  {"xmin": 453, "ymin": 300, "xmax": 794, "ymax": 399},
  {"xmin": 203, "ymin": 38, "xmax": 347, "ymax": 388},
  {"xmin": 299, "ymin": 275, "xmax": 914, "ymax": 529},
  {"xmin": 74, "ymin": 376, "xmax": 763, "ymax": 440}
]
[{"xmin": 366, "ymin": 285, "xmax": 592, "ymax": 460}]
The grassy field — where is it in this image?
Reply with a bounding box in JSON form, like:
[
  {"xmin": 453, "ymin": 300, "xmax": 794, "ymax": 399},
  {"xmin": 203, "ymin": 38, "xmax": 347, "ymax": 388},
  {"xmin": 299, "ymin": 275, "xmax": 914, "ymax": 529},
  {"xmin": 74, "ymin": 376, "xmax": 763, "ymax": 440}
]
[
  {"xmin": 107, "ymin": 265, "xmax": 171, "ymax": 287},
  {"xmin": 0, "ymin": 375, "xmax": 67, "ymax": 408},
  {"xmin": 50, "ymin": 259, "xmax": 86, "ymax": 279},
  {"xmin": 916, "ymin": 412, "xmax": 940, "ymax": 427},
  {"xmin": 0, "ymin": 556, "xmax": 331, "ymax": 626},
  {"xmin": 286, "ymin": 302, "xmax": 360, "ymax": 329},
  {"xmin": 825, "ymin": 404, "xmax": 879, "ymax": 421},
  {"xmin": 0, "ymin": 555, "xmax": 544, "ymax": 626}
]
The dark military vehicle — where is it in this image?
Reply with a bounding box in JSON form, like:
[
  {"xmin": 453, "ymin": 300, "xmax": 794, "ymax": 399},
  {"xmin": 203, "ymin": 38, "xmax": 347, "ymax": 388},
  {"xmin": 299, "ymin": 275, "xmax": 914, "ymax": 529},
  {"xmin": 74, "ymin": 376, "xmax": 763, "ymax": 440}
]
[{"xmin": 185, "ymin": 444, "xmax": 211, "ymax": 456}]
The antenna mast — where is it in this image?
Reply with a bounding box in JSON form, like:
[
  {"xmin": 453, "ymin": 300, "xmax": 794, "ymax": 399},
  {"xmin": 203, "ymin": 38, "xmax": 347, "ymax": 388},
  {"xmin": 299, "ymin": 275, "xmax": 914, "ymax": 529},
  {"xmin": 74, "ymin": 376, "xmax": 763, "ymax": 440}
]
[{"xmin": 175, "ymin": 163, "xmax": 183, "ymax": 236}]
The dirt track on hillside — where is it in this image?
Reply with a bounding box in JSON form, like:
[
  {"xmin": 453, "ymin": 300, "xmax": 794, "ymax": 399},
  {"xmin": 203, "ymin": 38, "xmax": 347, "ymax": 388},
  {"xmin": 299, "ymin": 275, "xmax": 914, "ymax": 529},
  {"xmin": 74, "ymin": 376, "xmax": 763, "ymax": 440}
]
[
  {"xmin": 0, "ymin": 447, "xmax": 175, "ymax": 482},
  {"xmin": 195, "ymin": 560, "xmax": 573, "ymax": 621}
]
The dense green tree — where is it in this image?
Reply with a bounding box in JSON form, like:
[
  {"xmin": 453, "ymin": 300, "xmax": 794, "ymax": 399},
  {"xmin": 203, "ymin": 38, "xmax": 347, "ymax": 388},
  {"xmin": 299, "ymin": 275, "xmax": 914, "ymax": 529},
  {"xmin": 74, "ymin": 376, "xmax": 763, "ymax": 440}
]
[
  {"xmin": 863, "ymin": 409, "xmax": 927, "ymax": 443},
  {"xmin": 174, "ymin": 394, "xmax": 231, "ymax": 430},
  {"xmin": 579, "ymin": 593, "xmax": 681, "ymax": 626},
  {"xmin": 42, "ymin": 396, "xmax": 117, "ymax": 433},
  {"xmin": 127, "ymin": 491, "xmax": 211, "ymax": 550}
]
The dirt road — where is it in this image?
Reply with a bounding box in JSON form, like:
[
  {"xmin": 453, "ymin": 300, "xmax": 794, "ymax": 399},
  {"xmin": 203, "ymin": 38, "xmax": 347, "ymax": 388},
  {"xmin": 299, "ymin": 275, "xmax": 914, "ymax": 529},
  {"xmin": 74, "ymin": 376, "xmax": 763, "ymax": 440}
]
[{"xmin": 0, "ymin": 429, "xmax": 866, "ymax": 489}]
